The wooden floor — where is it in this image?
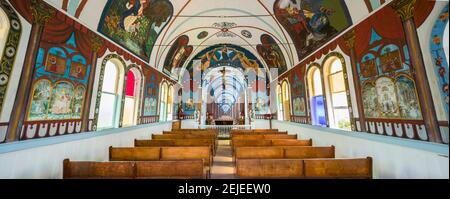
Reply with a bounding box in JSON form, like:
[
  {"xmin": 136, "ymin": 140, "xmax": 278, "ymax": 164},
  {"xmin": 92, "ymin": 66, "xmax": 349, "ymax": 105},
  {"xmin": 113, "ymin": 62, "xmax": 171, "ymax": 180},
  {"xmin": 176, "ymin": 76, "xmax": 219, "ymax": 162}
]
[{"xmin": 210, "ymin": 140, "xmax": 236, "ymax": 179}]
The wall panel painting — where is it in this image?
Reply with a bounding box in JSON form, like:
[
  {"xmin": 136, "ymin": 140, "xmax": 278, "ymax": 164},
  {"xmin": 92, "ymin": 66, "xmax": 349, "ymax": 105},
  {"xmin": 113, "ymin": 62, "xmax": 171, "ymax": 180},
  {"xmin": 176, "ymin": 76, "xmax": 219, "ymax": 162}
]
[
  {"xmin": 45, "ymin": 47, "xmax": 67, "ymax": 75},
  {"xmin": 143, "ymin": 81, "xmax": 158, "ymax": 116},
  {"xmin": 72, "ymin": 85, "xmax": 86, "ymax": 118},
  {"xmin": 99, "ymin": 0, "xmax": 174, "ymax": 61},
  {"xmin": 28, "ymin": 80, "xmax": 52, "ymax": 121},
  {"xmin": 362, "ymin": 83, "xmax": 378, "ymax": 118},
  {"xmin": 396, "ymin": 75, "xmax": 422, "ymax": 119},
  {"xmin": 48, "ymin": 82, "xmax": 74, "ymax": 120},
  {"xmin": 291, "ymin": 69, "xmax": 306, "ymax": 116},
  {"xmin": 379, "ymin": 45, "xmax": 403, "ymax": 73},
  {"xmin": 69, "ymin": 55, "xmax": 87, "ymax": 79},
  {"xmin": 274, "ymin": 0, "xmax": 351, "ymax": 59},
  {"xmin": 375, "ymin": 77, "xmax": 399, "ymax": 118}
]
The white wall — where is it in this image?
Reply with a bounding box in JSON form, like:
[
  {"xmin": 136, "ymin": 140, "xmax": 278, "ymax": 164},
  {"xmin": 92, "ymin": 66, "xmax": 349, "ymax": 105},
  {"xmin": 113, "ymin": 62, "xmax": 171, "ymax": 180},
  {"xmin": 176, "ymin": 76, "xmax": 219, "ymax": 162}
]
[
  {"xmin": 273, "ymin": 120, "xmax": 449, "ymax": 179},
  {"xmin": 0, "ymin": 122, "xmax": 172, "ymax": 179}
]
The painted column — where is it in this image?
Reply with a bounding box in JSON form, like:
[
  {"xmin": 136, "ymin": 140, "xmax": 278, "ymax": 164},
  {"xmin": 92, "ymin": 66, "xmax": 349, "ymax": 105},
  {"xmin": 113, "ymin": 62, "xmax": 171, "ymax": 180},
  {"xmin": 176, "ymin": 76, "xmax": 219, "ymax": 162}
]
[
  {"xmin": 6, "ymin": 1, "xmax": 54, "ymax": 142},
  {"xmin": 392, "ymin": 0, "xmax": 442, "ymax": 143},
  {"xmin": 81, "ymin": 34, "xmax": 103, "ymax": 132},
  {"xmin": 343, "ymin": 30, "xmax": 367, "ymax": 132}
]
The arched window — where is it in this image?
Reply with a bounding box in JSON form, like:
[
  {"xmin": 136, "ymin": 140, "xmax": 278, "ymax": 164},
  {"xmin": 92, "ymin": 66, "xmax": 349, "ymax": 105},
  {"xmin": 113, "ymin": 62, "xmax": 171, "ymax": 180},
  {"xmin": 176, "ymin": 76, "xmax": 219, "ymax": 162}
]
[
  {"xmin": 97, "ymin": 60, "xmax": 124, "ymax": 130},
  {"xmin": 159, "ymin": 82, "xmax": 169, "ymax": 122},
  {"xmin": 307, "ymin": 66, "xmax": 326, "ymax": 126},
  {"xmin": 123, "ymin": 68, "xmax": 142, "ymax": 127},
  {"xmin": 0, "ymin": 7, "xmax": 10, "ymax": 61},
  {"xmin": 277, "ymin": 84, "xmax": 283, "ymax": 121},
  {"xmin": 325, "ymin": 57, "xmax": 351, "ymax": 130},
  {"xmin": 167, "ymin": 85, "xmax": 174, "ymax": 121},
  {"xmin": 282, "ymin": 80, "xmax": 291, "ymax": 121}
]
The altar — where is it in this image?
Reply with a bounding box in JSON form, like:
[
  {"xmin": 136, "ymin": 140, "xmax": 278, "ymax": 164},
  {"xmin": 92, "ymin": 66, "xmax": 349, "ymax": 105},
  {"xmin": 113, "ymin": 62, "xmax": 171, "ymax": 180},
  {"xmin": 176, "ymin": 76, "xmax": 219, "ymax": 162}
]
[{"xmin": 213, "ymin": 116, "xmax": 235, "ymax": 125}]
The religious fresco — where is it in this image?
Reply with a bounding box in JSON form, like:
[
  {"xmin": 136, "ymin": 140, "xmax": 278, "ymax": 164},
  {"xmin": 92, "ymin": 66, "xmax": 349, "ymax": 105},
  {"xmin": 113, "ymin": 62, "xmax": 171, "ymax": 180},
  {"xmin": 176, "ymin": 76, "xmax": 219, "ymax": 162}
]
[
  {"xmin": 163, "ymin": 35, "xmax": 193, "ymax": 76},
  {"xmin": 28, "ymin": 80, "xmax": 52, "ymax": 121},
  {"xmin": 257, "ymin": 34, "xmax": 287, "ymax": 74},
  {"xmin": 396, "ymin": 75, "xmax": 421, "ymax": 119},
  {"xmin": 375, "ymin": 77, "xmax": 399, "ymax": 118},
  {"xmin": 186, "ymin": 44, "xmax": 264, "ymax": 74},
  {"xmin": 99, "ymin": 0, "xmax": 174, "ymax": 61},
  {"xmin": 27, "ymin": 33, "xmax": 90, "ymax": 121},
  {"xmin": 48, "ymin": 82, "xmax": 74, "ymax": 120},
  {"xmin": 143, "ymin": 76, "xmax": 159, "ymax": 116},
  {"xmin": 290, "ymin": 68, "xmax": 307, "ymax": 116},
  {"xmin": 362, "ymin": 83, "xmax": 378, "ymax": 118},
  {"xmin": 274, "ymin": 0, "xmax": 351, "ymax": 59}
]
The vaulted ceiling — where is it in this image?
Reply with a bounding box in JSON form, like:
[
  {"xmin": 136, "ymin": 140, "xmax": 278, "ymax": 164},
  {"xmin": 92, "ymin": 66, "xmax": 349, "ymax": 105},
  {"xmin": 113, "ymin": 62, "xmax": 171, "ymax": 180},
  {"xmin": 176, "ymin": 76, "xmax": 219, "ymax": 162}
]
[{"xmin": 43, "ymin": 0, "xmax": 390, "ymax": 79}]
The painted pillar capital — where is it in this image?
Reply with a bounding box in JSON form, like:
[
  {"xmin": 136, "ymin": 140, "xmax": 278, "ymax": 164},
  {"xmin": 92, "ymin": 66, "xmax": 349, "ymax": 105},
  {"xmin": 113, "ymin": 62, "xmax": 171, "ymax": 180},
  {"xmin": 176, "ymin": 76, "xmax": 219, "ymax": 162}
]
[
  {"xmin": 391, "ymin": 0, "xmax": 416, "ymax": 21},
  {"xmin": 343, "ymin": 30, "xmax": 356, "ymax": 49},
  {"xmin": 89, "ymin": 33, "xmax": 104, "ymax": 53},
  {"xmin": 30, "ymin": 0, "xmax": 55, "ymax": 25}
]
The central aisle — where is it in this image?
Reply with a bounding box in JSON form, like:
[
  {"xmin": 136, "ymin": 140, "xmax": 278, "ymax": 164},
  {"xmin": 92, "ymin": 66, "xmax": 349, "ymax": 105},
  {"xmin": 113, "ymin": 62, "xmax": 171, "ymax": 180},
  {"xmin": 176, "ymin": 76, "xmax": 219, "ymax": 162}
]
[{"xmin": 210, "ymin": 140, "xmax": 236, "ymax": 179}]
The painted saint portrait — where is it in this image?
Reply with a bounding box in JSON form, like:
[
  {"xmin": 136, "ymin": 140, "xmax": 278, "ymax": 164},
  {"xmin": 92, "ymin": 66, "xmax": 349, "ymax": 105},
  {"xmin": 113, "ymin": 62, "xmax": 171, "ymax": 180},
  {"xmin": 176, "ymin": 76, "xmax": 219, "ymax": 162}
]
[
  {"xmin": 362, "ymin": 83, "xmax": 379, "ymax": 118},
  {"xmin": 293, "ymin": 97, "xmax": 306, "ymax": 116},
  {"xmin": 163, "ymin": 35, "xmax": 193, "ymax": 75},
  {"xmin": 257, "ymin": 34, "xmax": 287, "ymax": 74},
  {"xmin": 45, "ymin": 48, "xmax": 67, "ymax": 75},
  {"xmin": 396, "ymin": 75, "xmax": 422, "ymax": 119},
  {"xmin": 144, "ymin": 97, "xmax": 157, "ymax": 116},
  {"xmin": 99, "ymin": 0, "xmax": 174, "ymax": 61},
  {"xmin": 70, "ymin": 55, "xmax": 87, "ymax": 79},
  {"xmin": 72, "ymin": 85, "xmax": 86, "ymax": 119},
  {"xmin": 274, "ymin": 0, "xmax": 351, "ymax": 58},
  {"xmin": 48, "ymin": 82, "xmax": 74, "ymax": 119},
  {"xmin": 379, "ymin": 45, "xmax": 403, "ymax": 73},
  {"xmin": 28, "ymin": 80, "xmax": 52, "ymax": 121},
  {"xmin": 375, "ymin": 77, "xmax": 400, "ymax": 118},
  {"xmin": 360, "ymin": 54, "xmax": 378, "ymax": 78}
]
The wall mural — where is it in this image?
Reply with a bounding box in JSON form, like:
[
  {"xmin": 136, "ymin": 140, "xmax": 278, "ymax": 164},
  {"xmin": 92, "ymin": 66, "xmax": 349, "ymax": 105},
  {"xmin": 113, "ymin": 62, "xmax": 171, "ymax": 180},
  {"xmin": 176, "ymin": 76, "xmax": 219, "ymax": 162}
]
[
  {"xmin": 430, "ymin": 4, "xmax": 449, "ymax": 117},
  {"xmin": 358, "ymin": 29, "xmax": 422, "ymax": 120},
  {"xmin": 257, "ymin": 34, "xmax": 287, "ymax": 74},
  {"xmin": 274, "ymin": 0, "xmax": 351, "ymax": 59},
  {"xmin": 143, "ymin": 73, "xmax": 159, "ymax": 116},
  {"xmin": 0, "ymin": 1, "xmax": 22, "ymax": 115},
  {"xmin": 163, "ymin": 35, "xmax": 193, "ymax": 76},
  {"xmin": 290, "ymin": 67, "xmax": 306, "ymax": 116},
  {"xmin": 99, "ymin": 0, "xmax": 173, "ymax": 61},
  {"xmin": 197, "ymin": 31, "xmax": 208, "ymax": 40},
  {"xmin": 28, "ymin": 33, "xmax": 89, "ymax": 121}
]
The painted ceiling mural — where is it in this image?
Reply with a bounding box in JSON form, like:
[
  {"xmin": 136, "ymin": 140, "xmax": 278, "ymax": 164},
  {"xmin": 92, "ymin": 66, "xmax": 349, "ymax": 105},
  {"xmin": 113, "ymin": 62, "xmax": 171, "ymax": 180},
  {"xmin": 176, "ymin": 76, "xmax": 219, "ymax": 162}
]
[
  {"xmin": 186, "ymin": 44, "xmax": 265, "ymax": 74},
  {"xmin": 98, "ymin": 0, "xmax": 174, "ymax": 61},
  {"xmin": 257, "ymin": 34, "xmax": 287, "ymax": 74},
  {"xmin": 163, "ymin": 35, "xmax": 193, "ymax": 76},
  {"xmin": 274, "ymin": 0, "xmax": 352, "ymax": 59}
]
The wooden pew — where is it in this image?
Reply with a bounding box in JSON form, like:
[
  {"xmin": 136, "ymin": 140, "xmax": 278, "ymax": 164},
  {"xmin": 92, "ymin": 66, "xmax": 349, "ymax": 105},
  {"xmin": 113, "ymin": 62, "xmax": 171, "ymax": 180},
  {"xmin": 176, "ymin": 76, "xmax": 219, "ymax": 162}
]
[
  {"xmin": 134, "ymin": 139, "xmax": 216, "ymax": 155},
  {"xmin": 135, "ymin": 160, "xmax": 205, "ymax": 179},
  {"xmin": 236, "ymin": 159, "xmax": 304, "ymax": 178},
  {"xmin": 234, "ymin": 146, "xmax": 335, "ymax": 160},
  {"xmin": 284, "ymin": 146, "xmax": 335, "ymax": 159},
  {"xmin": 303, "ymin": 157, "xmax": 373, "ymax": 179},
  {"xmin": 63, "ymin": 159, "xmax": 135, "ymax": 179},
  {"xmin": 231, "ymin": 129, "xmax": 279, "ymax": 133},
  {"xmin": 230, "ymin": 131, "xmax": 287, "ymax": 138},
  {"xmin": 161, "ymin": 146, "xmax": 213, "ymax": 178},
  {"xmin": 109, "ymin": 147, "xmax": 160, "ymax": 161},
  {"xmin": 63, "ymin": 159, "xmax": 206, "ymax": 179},
  {"xmin": 163, "ymin": 131, "xmax": 218, "ymax": 139},
  {"xmin": 151, "ymin": 134, "xmax": 218, "ymax": 152},
  {"xmin": 109, "ymin": 146, "xmax": 213, "ymax": 178},
  {"xmin": 235, "ymin": 157, "xmax": 372, "ymax": 179},
  {"xmin": 231, "ymin": 134, "xmax": 297, "ymax": 140},
  {"xmin": 231, "ymin": 139, "xmax": 313, "ymax": 152}
]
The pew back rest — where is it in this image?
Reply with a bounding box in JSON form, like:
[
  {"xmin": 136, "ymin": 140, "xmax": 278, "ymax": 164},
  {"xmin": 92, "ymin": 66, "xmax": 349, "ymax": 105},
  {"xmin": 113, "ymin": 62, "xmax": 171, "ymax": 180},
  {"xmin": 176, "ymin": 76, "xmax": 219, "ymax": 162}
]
[
  {"xmin": 160, "ymin": 147, "xmax": 212, "ymax": 167},
  {"xmin": 271, "ymin": 139, "xmax": 312, "ymax": 146},
  {"xmin": 135, "ymin": 139, "xmax": 214, "ymax": 147},
  {"xmin": 134, "ymin": 139, "xmax": 174, "ymax": 147},
  {"xmin": 303, "ymin": 157, "xmax": 373, "ymax": 179},
  {"xmin": 63, "ymin": 159, "xmax": 135, "ymax": 179},
  {"xmin": 235, "ymin": 147, "xmax": 284, "ymax": 159},
  {"xmin": 236, "ymin": 159, "xmax": 304, "ymax": 178},
  {"xmin": 232, "ymin": 134, "xmax": 296, "ymax": 140},
  {"xmin": 152, "ymin": 134, "xmax": 215, "ymax": 140},
  {"xmin": 135, "ymin": 160, "xmax": 206, "ymax": 179},
  {"xmin": 109, "ymin": 147, "xmax": 161, "ymax": 161},
  {"xmin": 232, "ymin": 139, "xmax": 272, "ymax": 148},
  {"xmin": 284, "ymin": 146, "xmax": 335, "ymax": 159}
]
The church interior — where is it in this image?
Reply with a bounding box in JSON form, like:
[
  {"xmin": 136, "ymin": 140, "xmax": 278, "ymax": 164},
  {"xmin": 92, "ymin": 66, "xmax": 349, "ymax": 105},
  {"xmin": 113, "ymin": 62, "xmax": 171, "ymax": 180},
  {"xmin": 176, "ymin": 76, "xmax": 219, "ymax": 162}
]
[{"xmin": 0, "ymin": 0, "xmax": 448, "ymax": 180}]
